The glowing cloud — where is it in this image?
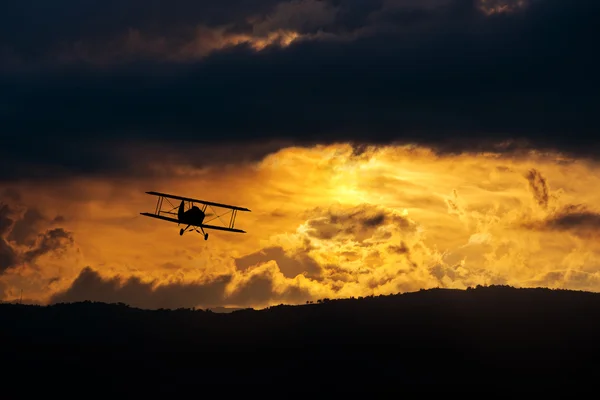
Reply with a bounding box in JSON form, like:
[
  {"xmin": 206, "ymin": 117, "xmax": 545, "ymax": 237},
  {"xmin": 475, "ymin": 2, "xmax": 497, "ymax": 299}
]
[
  {"xmin": 477, "ymin": 0, "xmax": 530, "ymax": 15},
  {"xmin": 4, "ymin": 143, "xmax": 600, "ymax": 308}
]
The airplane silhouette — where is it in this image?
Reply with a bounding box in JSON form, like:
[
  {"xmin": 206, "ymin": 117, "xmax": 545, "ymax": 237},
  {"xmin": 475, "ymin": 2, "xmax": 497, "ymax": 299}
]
[
  {"xmin": 140, "ymin": 191, "xmax": 251, "ymax": 241},
  {"xmin": 177, "ymin": 200, "xmax": 209, "ymax": 239}
]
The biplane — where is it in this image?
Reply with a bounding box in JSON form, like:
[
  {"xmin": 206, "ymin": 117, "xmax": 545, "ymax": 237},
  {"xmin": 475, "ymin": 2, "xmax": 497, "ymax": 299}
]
[{"xmin": 140, "ymin": 191, "xmax": 251, "ymax": 240}]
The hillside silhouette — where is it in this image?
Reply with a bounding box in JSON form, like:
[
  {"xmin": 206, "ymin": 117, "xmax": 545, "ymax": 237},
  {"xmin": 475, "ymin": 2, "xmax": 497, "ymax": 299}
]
[{"xmin": 2, "ymin": 285, "xmax": 599, "ymax": 390}]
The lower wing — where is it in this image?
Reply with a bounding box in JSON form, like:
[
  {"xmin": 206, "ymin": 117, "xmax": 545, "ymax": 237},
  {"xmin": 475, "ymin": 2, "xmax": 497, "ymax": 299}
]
[{"xmin": 140, "ymin": 213, "xmax": 246, "ymax": 233}]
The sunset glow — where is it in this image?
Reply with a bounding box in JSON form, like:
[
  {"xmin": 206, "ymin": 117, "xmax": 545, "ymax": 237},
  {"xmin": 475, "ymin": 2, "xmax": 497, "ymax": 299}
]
[
  {"xmin": 3, "ymin": 143, "xmax": 600, "ymax": 309},
  {"xmin": 2, "ymin": 0, "xmax": 598, "ymax": 310}
]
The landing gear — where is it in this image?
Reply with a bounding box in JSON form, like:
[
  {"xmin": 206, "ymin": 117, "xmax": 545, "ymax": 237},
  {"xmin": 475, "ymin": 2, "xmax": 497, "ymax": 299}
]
[
  {"xmin": 180, "ymin": 225, "xmax": 191, "ymax": 236},
  {"xmin": 179, "ymin": 224, "xmax": 208, "ymax": 240}
]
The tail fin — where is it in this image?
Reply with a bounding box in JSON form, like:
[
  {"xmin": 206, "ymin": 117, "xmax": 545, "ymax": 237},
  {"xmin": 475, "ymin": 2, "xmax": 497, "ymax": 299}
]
[{"xmin": 178, "ymin": 200, "xmax": 185, "ymax": 221}]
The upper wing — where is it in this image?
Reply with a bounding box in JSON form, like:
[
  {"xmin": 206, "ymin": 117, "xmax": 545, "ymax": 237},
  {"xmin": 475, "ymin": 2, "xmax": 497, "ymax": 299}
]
[
  {"xmin": 146, "ymin": 191, "xmax": 251, "ymax": 212},
  {"xmin": 140, "ymin": 212, "xmax": 247, "ymax": 233}
]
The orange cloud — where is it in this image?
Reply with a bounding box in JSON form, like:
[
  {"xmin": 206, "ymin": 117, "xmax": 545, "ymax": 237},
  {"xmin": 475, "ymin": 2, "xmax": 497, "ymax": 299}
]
[
  {"xmin": 477, "ymin": 0, "xmax": 529, "ymax": 15},
  {"xmin": 59, "ymin": 25, "xmax": 305, "ymax": 64},
  {"xmin": 56, "ymin": 0, "xmax": 338, "ymax": 65},
  {"xmin": 4, "ymin": 143, "xmax": 600, "ymax": 308}
]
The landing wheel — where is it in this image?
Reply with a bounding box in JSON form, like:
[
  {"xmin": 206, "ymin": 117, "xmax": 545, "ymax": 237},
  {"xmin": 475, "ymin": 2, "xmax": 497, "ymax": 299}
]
[
  {"xmin": 204, "ymin": 233, "xmax": 209, "ymax": 241},
  {"xmin": 179, "ymin": 228, "xmax": 184, "ymax": 236}
]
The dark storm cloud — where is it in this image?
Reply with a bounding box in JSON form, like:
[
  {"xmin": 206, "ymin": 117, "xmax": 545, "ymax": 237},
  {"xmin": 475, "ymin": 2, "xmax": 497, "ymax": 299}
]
[
  {"xmin": 524, "ymin": 204, "xmax": 600, "ymax": 240},
  {"xmin": 50, "ymin": 267, "xmax": 232, "ymax": 309},
  {"xmin": 0, "ymin": 203, "xmax": 74, "ymax": 273},
  {"xmin": 0, "ymin": 227, "xmax": 74, "ymax": 272},
  {"xmin": 1, "ymin": 0, "xmax": 599, "ymax": 180},
  {"xmin": 0, "ymin": 0, "xmax": 444, "ymax": 62},
  {"xmin": 525, "ymin": 169, "xmax": 549, "ymax": 209},
  {"xmin": 0, "ymin": 203, "xmax": 14, "ymax": 236},
  {"xmin": 7, "ymin": 208, "xmax": 45, "ymax": 246},
  {"xmin": 0, "ymin": 239, "xmax": 18, "ymax": 273},
  {"xmin": 22, "ymin": 228, "xmax": 74, "ymax": 262},
  {"xmin": 0, "ymin": 0, "xmax": 283, "ymax": 63},
  {"xmin": 50, "ymin": 266, "xmax": 312, "ymax": 309},
  {"xmin": 520, "ymin": 168, "xmax": 600, "ymax": 239},
  {"xmin": 305, "ymin": 203, "xmax": 416, "ymax": 241},
  {"xmin": 0, "ymin": 203, "xmax": 17, "ymax": 272}
]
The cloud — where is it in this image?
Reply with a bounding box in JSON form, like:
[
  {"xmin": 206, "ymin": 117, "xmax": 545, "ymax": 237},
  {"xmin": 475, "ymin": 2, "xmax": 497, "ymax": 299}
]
[
  {"xmin": 50, "ymin": 264, "xmax": 313, "ymax": 309},
  {"xmin": 518, "ymin": 168, "xmax": 600, "ymax": 240},
  {"xmin": 1, "ymin": 0, "xmax": 599, "ymax": 181},
  {"xmin": 48, "ymin": 201, "xmax": 432, "ymax": 309},
  {"xmin": 252, "ymin": 0, "xmax": 338, "ymax": 36},
  {"xmin": 527, "ymin": 269, "xmax": 600, "ymax": 292},
  {"xmin": 545, "ymin": 208, "xmax": 600, "ymax": 238},
  {"xmin": 22, "ymin": 228, "xmax": 74, "ymax": 263},
  {"xmin": 50, "ymin": 266, "xmax": 231, "ymax": 309},
  {"xmin": 243, "ymin": 202, "xmax": 444, "ymax": 298},
  {"xmin": 235, "ymin": 246, "xmax": 322, "ymax": 279},
  {"xmin": 477, "ymin": 0, "xmax": 531, "ymax": 15},
  {"xmin": 50, "ymin": 204, "xmax": 419, "ymax": 308},
  {"xmin": 0, "ymin": 0, "xmax": 338, "ymax": 66},
  {"xmin": 46, "ymin": 200, "xmax": 436, "ymax": 309},
  {"xmin": 0, "ymin": 0, "xmax": 284, "ymax": 64},
  {"xmin": 7, "ymin": 208, "xmax": 45, "ymax": 245},
  {"xmin": 525, "ymin": 169, "xmax": 549, "ymax": 210},
  {"xmin": 0, "ymin": 203, "xmax": 17, "ymax": 272},
  {"xmin": 0, "ymin": 238, "xmax": 18, "ymax": 273},
  {"xmin": 524, "ymin": 204, "xmax": 600, "ymax": 240},
  {"xmin": 0, "ymin": 203, "xmax": 14, "ymax": 235},
  {"xmin": 0, "ymin": 201, "xmax": 74, "ymax": 273},
  {"xmin": 7, "ymin": 143, "xmax": 600, "ymax": 307},
  {"xmin": 302, "ymin": 203, "xmax": 416, "ymax": 242}
]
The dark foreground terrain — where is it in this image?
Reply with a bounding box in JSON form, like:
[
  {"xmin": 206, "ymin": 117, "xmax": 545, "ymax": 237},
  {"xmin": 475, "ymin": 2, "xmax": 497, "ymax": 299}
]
[{"xmin": 2, "ymin": 285, "xmax": 599, "ymax": 391}]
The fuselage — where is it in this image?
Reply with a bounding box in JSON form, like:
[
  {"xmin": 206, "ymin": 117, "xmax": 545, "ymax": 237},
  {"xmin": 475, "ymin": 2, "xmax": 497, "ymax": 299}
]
[{"xmin": 178, "ymin": 200, "xmax": 205, "ymax": 225}]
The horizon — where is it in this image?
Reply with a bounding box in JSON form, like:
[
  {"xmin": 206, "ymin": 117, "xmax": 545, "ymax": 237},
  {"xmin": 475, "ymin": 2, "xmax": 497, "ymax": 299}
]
[{"xmin": 1, "ymin": 283, "xmax": 594, "ymax": 311}]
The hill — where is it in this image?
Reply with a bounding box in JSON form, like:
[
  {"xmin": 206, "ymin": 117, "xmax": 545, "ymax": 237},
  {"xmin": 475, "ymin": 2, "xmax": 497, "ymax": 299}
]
[{"xmin": 1, "ymin": 285, "xmax": 599, "ymax": 390}]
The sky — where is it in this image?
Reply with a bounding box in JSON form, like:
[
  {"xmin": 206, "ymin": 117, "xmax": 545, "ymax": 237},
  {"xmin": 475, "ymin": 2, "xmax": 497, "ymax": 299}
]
[{"xmin": 1, "ymin": 0, "xmax": 599, "ymax": 309}]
